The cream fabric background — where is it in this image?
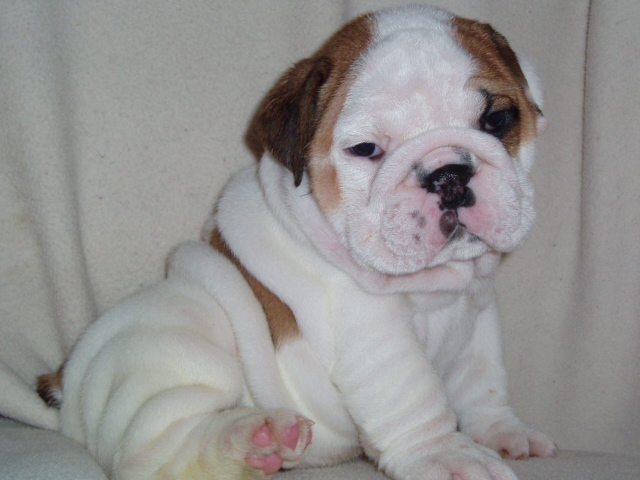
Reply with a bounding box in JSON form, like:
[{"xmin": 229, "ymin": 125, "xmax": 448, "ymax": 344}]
[{"xmin": 0, "ymin": 0, "xmax": 638, "ymax": 459}]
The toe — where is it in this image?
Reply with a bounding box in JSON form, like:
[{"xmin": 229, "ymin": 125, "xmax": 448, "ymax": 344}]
[
  {"xmin": 245, "ymin": 453, "xmax": 283, "ymax": 476},
  {"xmin": 251, "ymin": 423, "xmax": 273, "ymax": 449},
  {"xmin": 281, "ymin": 422, "xmax": 300, "ymax": 450}
]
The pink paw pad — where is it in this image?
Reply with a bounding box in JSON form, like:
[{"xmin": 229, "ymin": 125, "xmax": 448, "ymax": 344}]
[
  {"xmin": 251, "ymin": 424, "xmax": 274, "ymax": 449},
  {"xmin": 227, "ymin": 411, "xmax": 313, "ymax": 476},
  {"xmin": 281, "ymin": 422, "xmax": 301, "ymax": 450},
  {"xmin": 245, "ymin": 453, "xmax": 283, "ymax": 476}
]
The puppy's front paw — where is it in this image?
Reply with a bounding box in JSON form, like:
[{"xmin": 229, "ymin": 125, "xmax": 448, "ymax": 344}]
[
  {"xmin": 483, "ymin": 427, "xmax": 556, "ymax": 460},
  {"xmin": 472, "ymin": 420, "xmax": 557, "ymax": 460},
  {"xmin": 398, "ymin": 433, "xmax": 519, "ymax": 480},
  {"xmin": 223, "ymin": 409, "xmax": 313, "ymax": 476}
]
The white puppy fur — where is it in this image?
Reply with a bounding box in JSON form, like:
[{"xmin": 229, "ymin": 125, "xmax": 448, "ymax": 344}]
[{"xmin": 51, "ymin": 5, "xmax": 556, "ymax": 480}]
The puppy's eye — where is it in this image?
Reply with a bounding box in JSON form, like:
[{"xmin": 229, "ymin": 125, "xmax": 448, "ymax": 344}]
[
  {"xmin": 348, "ymin": 142, "xmax": 384, "ymax": 160},
  {"xmin": 481, "ymin": 108, "xmax": 519, "ymax": 138}
]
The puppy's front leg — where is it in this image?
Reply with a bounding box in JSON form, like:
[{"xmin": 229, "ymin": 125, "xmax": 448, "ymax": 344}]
[
  {"xmin": 445, "ymin": 298, "xmax": 557, "ymax": 460},
  {"xmin": 332, "ymin": 294, "xmax": 518, "ymax": 480}
]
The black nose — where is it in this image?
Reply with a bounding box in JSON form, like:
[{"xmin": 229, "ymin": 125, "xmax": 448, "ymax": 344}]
[{"xmin": 422, "ymin": 164, "xmax": 476, "ymax": 210}]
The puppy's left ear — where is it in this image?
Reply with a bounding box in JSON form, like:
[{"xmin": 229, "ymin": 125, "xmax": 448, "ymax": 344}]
[
  {"xmin": 486, "ymin": 26, "xmax": 546, "ymax": 134},
  {"xmin": 517, "ymin": 56, "xmax": 547, "ymax": 134},
  {"xmin": 251, "ymin": 56, "xmax": 333, "ymax": 186}
]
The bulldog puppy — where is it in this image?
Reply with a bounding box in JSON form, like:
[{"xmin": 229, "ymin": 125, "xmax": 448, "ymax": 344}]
[{"xmin": 42, "ymin": 5, "xmax": 556, "ymax": 480}]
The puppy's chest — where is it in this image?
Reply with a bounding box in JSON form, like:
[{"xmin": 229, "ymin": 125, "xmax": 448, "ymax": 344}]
[{"xmin": 408, "ymin": 292, "xmax": 481, "ymax": 371}]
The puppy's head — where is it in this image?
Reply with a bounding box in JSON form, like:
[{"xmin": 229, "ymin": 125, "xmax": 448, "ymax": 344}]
[{"xmin": 251, "ymin": 6, "xmax": 545, "ymax": 275}]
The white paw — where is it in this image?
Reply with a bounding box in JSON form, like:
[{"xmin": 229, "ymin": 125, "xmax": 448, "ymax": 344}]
[
  {"xmin": 398, "ymin": 433, "xmax": 519, "ymax": 480},
  {"xmin": 471, "ymin": 420, "xmax": 557, "ymax": 459},
  {"xmin": 223, "ymin": 409, "xmax": 313, "ymax": 476}
]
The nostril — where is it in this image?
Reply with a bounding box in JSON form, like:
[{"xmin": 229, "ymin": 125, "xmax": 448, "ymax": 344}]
[
  {"xmin": 422, "ymin": 164, "xmax": 476, "ymax": 210},
  {"xmin": 440, "ymin": 183, "xmax": 475, "ymax": 210},
  {"xmin": 423, "ymin": 164, "xmax": 473, "ymax": 191}
]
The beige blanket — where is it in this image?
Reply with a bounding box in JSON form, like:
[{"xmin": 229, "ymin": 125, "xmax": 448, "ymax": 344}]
[{"xmin": 1, "ymin": 0, "xmax": 638, "ymax": 458}]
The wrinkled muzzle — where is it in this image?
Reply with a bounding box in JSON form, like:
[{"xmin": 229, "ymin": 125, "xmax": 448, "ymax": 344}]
[{"xmin": 346, "ymin": 128, "xmax": 535, "ymax": 275}]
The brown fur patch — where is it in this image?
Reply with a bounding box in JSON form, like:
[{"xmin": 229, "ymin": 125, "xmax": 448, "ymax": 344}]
[
  {"xmin": 37, "ymin": 363, "xmax": 64, "ymax": 408},
  {"xmin": 209, "ymin": 228, "xmax": 300, "ymax": 346},
  {"xmin": 307, "ymin": 14, "xmax": 374, "ymax": 214},
  {"xmin": 307, "ymin": 13, "xmax": 375, "ymax": 153},
  {"xmin": 309, "ymin": 161, "xmax": 342, "ymax": 214},
  {"xmin": 249, "ymin": 13, "xmax": 374, "ymax": 211},
  {"xmin": 307, "ymin": 77, "xmax": 353, "ymax": 215},
  {"xmin": 250, "ymin": 56, "xmax": 334, "ymax": 186},
  {"xmin": 452, "ymin": 17, "xmax": 542, "ymax": 155}
]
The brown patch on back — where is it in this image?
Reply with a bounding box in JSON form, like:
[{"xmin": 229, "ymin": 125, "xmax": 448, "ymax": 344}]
[
  {"xmin": 209, "ymin": 228, "xmax": 300, "ymax": 346},
  {"xmin": 452, "ymin": 17, "xmax": 542, "ymax": 155},
  {"xmin": 37, "ymin": 363, "xmax": 64, "ymax": 408}
]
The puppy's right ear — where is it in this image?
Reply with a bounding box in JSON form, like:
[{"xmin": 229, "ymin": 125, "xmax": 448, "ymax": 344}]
[{"xmin": 250, "ymin": 56, "xmax": 333, "ymax": 187}]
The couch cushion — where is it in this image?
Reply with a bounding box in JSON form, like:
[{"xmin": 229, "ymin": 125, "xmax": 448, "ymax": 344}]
[
  {"xmin": 276, "ymin": 451, "xmax": 640, "ymax": 480},
  {"xmin": 0, "ymin": 418, "xmax": 107, "ymax": 480},
  {"xmin": 1, "ymin": 418, "xmax": 639, "ymax": 480}
]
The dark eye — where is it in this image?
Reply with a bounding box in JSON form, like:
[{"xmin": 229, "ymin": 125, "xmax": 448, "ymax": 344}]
[
  {"xmin": 348, "ymin": 142, "xmax": 384, "ymax": 159},
  {"xmin": 481, "ymin": 108, "xmax": 519, "ymax": 138}
]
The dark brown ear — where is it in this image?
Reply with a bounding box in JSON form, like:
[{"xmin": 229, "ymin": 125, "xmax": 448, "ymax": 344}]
[{"xmin": 250, "ymin": 56, "xmax": 333, "ymax": 186}]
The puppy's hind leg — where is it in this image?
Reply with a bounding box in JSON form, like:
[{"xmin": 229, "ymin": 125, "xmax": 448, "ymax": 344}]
[
  {"xmin": 61, "ymin": 303, "xmax": 311, "ymax": 480},
  {"xmin": 117, "ymin": 402, "xmax": 313, "ymax": 480},
  {"xmin": 58, "ymin": 241, "xmax": 313, "ymax": 479}
]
